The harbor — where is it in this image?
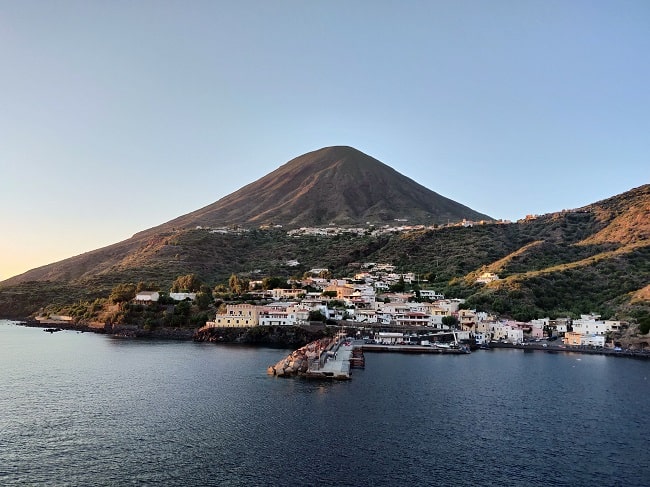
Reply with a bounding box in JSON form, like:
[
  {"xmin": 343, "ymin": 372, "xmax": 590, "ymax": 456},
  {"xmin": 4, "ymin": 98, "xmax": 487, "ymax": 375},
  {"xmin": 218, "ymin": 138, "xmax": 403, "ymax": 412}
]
[{"xmin": 267, "ymin": 336, "xmax": 468, "ymax": 380}]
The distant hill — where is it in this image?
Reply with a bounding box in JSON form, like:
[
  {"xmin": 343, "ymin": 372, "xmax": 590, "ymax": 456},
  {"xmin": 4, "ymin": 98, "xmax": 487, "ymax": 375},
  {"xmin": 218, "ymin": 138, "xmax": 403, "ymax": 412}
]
[{"xmin": 149, "ymin": 145, "xmax": 491, "ymax": 231}]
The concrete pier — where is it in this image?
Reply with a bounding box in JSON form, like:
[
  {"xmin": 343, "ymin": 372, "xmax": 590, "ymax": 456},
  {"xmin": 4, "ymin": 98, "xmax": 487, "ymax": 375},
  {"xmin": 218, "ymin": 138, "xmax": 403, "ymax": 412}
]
[
  {"xmin": 306, "ymin": 340, "xmax": 354, "ymax": 380},
  {"xmin": 362, "ymin": 343, "xmax": 470, "ymax": 354},
  {"xmin": 267, "ymin": 337, "xmax": 360, "ymax": 380}
]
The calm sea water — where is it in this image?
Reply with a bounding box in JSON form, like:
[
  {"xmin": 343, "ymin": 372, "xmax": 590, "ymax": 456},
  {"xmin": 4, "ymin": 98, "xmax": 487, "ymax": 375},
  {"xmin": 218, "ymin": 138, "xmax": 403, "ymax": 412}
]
[{"xmin": 1, "ymin": 320, "xmax": 649, "ymax": 486}]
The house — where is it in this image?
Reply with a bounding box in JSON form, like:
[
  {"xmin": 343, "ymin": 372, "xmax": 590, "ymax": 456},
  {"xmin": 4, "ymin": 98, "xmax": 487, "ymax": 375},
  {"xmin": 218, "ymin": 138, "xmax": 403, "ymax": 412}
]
[
  {"xmin": 134, "ymin": 291, "xmax": 160, "ymax": 304},
  {"xmin": 206, "ymin": 304, "xmax": 260, "ymax": 328},
  {"xmin": 552, "ymin": 318, "xmax": 570, "ymax": 334},
  {"xmin": 474, "ymin": 332, "xmax": 488, "ymax": 345},
  {"xmin": 507, "ymin": 328, "xmax": 524, "ymax": 344},
  {"xmin": 564, "ymin": 331, "xmax": 582, "ymax": 346},
  {"xmin": 169, "ymin": 292, "xmax": 196, "ymax": 301},
  {"xmin": 476, "ymin": 272, "xmax": 499, "ymax": 284},
  {"xmin": 270, "ymin": 288, "xmax": 305, "ymax": 300},
  {"xmin": 374, "ymin": 281, "xmax": 390, "ymax": 291},
  {"xmin": 351, "ymin": 309, "xmax": 378, "ymax": 323},
  {"xmin": 419, "ymin": 289, "xmax": 444, "ymax": 301},
  {"xmin": 258, "ymin": 307, "xmax": 292, "ymax": 326},
  {"xmin": 573, "ymin": 314, "xmax": 610, "ymax": 335},
  {"xmin": 437, "ymin": 299, "xmax": 464, "ymax": 314},
  {"xmin": 458, "ymin": 309, "xmax": 477, "ymax": 331},
  {"xmin": 581, "ymin": 335, "xmax": 606, "ymax": 347},
  {"xmin": 323, "ymin": 284, "xmax": 355, "ymax": 300},
  {"xmin": 307, "ymin": 268, "xmax": 329, "ymax": 275}
]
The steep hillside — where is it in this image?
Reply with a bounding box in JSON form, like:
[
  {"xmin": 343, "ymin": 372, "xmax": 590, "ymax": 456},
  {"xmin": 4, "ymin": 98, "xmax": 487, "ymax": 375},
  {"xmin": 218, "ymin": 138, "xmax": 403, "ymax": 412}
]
[{"xmin": 455, "ymin": 184, "xmax": 650, "ymax": 320}]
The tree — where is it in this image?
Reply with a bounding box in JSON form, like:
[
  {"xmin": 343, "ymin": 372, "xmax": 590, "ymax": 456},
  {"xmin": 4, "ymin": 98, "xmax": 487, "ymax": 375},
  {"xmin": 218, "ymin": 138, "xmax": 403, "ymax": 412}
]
[
  {"xmin": 262, "ymin": 276, "xmax": 285, "ymax": 290},
  {"xmin": 229, "ymin": 274, "xmax": 242, "ymax": 295},
  {"xmin": 213, "ymin": 284, "xmax": 228, "ymax": 294},
  {"xmin": 171, "ymin": 274, "xmax": 202, "ymax": 293},
  {"xmin": 195, "ymin": 292, "xmax": 212, "ymax": 311},
  {"xmin": 109, "ymin": 283, "xmax": 137, "ymax": 304},
  {"xmin": 390, "ymin": 275, "xmax": 406, "ymax": 293},
  {"xmin": 136, "ymin": 281, "xmax": 159, "ymax": 293},
  {"xmin": 239, "ymin": 279, "xmax": 250, "ymax": 294},
  {"xmin": 309, "ymin": 310, "xmax": 326, "ymax": 322},
  {"xmin": 441, "ymin": 315, "xmax": 459, "ymax": 329}
]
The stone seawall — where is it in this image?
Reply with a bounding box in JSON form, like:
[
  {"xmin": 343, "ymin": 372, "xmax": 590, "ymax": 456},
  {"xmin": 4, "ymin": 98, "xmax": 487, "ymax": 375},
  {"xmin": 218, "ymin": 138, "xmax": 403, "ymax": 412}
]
[
  {"xmin": 195, "ymin": 324, "xmax": 330, "ymax": 348},
  {"xmin": 267, "ymin": 337, "xmax": 336, "ymax": 377}
]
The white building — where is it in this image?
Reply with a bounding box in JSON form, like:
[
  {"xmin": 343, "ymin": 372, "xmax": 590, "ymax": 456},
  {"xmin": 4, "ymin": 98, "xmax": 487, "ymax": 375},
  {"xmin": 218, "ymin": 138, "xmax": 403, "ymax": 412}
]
[
  {"xmin": 572, "ymin": 314, "xmax": 620, "ymax": 336},
  {"xmin": 474, "ymin": 332, "xmax": 488, "ymax": 345},
  {"xmin": 169, "ymin": 292, "xmax": 196, "ymax": 301},
  {"xmin": 476, "ymin": 272, "xmax": 499, "ymax": 284},
  {"xmin": 134, "ymin": 291, "xmax": 160, "ymax": 303},
  {"xmin": 437, "ymin": 299, "xmax": 464, "ymax": 314},
  {"xmin": 419, "ymin": 289, "xmax": 444, "ymax": 301},
  {"xmin": 581, "ymin": 334, "xmax": 606, "ymax": 347},
  {"xmin": 375, "ymin": 332, "xmax": 404, "ymax": 344},
  {"xmin": 351, "ymin": 309, "xmax": 378, "ymax": 324}
]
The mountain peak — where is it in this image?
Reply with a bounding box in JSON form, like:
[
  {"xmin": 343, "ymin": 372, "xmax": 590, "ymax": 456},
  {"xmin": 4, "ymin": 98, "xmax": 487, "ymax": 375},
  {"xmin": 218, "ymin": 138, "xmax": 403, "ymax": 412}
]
[{"xmin": 159, "ymin": 146, "xmax": 491, "ymax": 230}]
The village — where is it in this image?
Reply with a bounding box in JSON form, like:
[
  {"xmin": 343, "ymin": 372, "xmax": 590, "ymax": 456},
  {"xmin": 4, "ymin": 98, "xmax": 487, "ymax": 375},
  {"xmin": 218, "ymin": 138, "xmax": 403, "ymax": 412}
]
[{"xmin": 181, "ymin": 261, "xmax": 627, "ymax": 350}]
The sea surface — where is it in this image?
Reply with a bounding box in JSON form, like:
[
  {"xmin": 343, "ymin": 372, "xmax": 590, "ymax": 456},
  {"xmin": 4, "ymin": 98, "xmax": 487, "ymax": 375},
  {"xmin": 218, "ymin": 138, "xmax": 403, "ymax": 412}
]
[{"xmin": 1, "ymin": 320, "xmax": 649, "ymax": 486}]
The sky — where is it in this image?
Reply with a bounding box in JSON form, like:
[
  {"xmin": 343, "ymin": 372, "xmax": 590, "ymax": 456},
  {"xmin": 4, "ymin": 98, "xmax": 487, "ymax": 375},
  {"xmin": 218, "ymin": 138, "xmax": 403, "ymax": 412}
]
[{"xmin": 1, "ymin": 0, "xmax": 649, "ymax": 280}]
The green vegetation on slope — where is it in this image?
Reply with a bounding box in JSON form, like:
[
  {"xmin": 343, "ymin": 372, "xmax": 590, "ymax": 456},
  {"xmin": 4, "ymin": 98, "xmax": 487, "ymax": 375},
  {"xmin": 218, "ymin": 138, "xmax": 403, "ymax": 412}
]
[{"xmin": 1, "ymin": 185, "xmax": 648, "ymax": 328}]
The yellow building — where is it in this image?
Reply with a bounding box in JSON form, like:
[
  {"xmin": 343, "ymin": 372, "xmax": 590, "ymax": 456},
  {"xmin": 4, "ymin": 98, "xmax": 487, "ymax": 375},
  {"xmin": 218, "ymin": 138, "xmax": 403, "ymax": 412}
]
[
  {"xmin": 564, "ymin": 331, "xmax": 582, "ymax": 346},
  {"xmin": 324, "ymin": 284, "xmax": 354, "ymax": 300},
  {"xmin": 206, "ymin": 304, "xmax": 260, "ymax": 328}
]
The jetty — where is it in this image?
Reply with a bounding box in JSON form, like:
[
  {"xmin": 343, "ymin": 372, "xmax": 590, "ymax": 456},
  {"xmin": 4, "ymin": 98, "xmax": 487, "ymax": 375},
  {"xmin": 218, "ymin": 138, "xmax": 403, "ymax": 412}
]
[
  {"xmin": 362, "ymin": 343, "xmax": 470, "ymax": 354},
  {"xmin": 267, "ymin": 337, "xmax": 362, "ymax": 380}
]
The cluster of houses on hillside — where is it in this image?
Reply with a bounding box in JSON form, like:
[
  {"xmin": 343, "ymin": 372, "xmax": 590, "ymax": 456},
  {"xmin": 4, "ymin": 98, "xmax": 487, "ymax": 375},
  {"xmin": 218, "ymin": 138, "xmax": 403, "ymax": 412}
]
[
  {"xmin": 193, "ymin": 209, "xmax": 594, "ymax": 240},
  {"xmin": 193, "ymin": 262, "xmax": 626, "ymax": 347},
  {"xmin": 193, "ymin": 218, "xmax": 512, "ymax": 239}
]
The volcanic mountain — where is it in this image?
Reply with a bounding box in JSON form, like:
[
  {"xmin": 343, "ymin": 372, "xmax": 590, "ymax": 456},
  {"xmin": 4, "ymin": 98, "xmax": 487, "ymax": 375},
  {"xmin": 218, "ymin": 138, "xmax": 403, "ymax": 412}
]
[
  {"xmin": 1, "ymin": 146, "xmax": 489, "ymax": 287},
  {"xmin": 150, "ymin": 146, "xmax": 491, "ymax": 231}
]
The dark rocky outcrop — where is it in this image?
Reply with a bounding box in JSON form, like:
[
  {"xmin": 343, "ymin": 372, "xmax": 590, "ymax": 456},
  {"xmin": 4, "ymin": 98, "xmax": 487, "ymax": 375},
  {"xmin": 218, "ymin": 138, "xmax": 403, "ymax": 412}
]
[{"xmin": 193, "ymin": 324, "xmax": 332, "ymax": 348}]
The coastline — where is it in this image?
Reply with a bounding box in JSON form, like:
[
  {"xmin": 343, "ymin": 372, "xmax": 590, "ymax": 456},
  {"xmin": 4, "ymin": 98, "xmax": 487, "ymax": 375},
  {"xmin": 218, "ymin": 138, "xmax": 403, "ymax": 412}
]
[
  {"xmin": 11, "ymin": 318, "xmax": 197, "ymax": 340},
  {"xmin": 4, "ymin": 318, "xmax": 330, "ymax": 347},
  {"xmin": 3, "ymin": 318, "xmax": 649, "ymax": 359}
]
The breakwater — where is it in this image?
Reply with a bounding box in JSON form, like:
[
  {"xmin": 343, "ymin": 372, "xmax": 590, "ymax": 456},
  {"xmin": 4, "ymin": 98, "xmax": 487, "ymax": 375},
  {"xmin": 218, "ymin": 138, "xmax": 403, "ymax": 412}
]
[
  {"xmin": 267, "ymin": 337, "xmax": 363, "ymax": 380},
  {"xmin": 267, "ymin": 337, "xmax": 337, "ymax": 377}
]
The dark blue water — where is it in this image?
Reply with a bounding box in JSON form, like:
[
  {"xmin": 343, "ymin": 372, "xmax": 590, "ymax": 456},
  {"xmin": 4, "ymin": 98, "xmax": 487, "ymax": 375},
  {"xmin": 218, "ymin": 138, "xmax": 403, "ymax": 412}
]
[{"xmin": 1, "ymin": 321, "xmax": 649, "ymax": 486}]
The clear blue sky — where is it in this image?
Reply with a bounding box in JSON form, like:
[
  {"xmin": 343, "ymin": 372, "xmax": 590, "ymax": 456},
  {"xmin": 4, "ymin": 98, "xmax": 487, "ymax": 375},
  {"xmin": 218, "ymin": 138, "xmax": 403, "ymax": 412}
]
[{"xmin": 1, "ymin": 0, "xmax": 649, "ymax": 280}]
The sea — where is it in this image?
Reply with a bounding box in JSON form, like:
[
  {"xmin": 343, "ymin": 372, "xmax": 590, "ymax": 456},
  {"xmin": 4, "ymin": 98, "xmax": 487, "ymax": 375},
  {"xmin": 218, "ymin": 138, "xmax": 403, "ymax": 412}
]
[{"xmin": 1, "ymin": 320, "xmax": 649, "ymax": 487}]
